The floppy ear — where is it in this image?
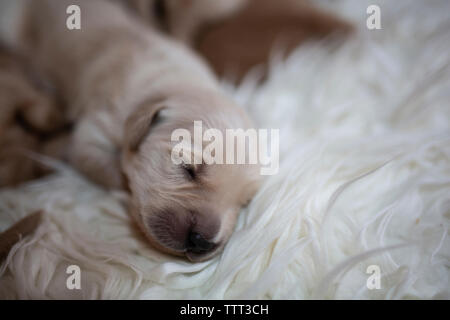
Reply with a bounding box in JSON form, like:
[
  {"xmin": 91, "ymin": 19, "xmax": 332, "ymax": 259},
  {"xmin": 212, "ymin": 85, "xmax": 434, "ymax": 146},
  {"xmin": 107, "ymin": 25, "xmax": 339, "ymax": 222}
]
[{"xmin": 124, "ymin": 96, "xmax": 167, "ymax": 152}]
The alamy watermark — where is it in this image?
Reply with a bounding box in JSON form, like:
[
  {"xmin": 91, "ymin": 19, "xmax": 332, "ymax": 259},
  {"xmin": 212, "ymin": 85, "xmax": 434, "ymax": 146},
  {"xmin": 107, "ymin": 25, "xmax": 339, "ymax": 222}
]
[
  {"xmin": 366, "ymin": 5, "xmax": 381, "ymax": 30},
  {"xmin": 366, "ymin": 265, "xmax": 381, "ymax": 290},
  {"xmin": 171, "ymin": 121, "xmax": 279, "ymax": 176},
  {"xmin": 66, "ymin": 4, "xmax": 81, "ymax": 30},
  {"xmin": 66, "ymin": 265, "xmax": 81, "ymax": 290},
  {"xmin": 66, "ymin": 4, "xmax": 382, "ymax": 31}
]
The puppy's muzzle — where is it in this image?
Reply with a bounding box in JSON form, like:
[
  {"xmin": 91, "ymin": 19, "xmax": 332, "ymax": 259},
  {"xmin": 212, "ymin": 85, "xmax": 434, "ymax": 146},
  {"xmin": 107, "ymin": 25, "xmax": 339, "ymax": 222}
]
[{"xmin": 146, "ymin": 208, "xmax": 221, "ymax": 261}]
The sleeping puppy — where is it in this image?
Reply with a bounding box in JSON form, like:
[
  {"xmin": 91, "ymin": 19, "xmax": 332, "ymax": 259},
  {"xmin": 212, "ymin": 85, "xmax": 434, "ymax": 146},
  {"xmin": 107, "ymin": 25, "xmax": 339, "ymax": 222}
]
[{"xmin": 0, "ymin": 0, "xmax": 261, "ymax": 261}]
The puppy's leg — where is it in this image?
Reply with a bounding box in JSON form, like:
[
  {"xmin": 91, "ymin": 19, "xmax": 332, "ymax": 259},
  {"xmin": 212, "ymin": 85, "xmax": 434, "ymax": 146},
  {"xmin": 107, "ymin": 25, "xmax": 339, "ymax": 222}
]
[
  {"xmin": 0, "ymin": 48, "xmax": 67, "ymax": 187},
  {"xmin": 69, "ymin": 113, "xmax": 125, "ymax": 190},
  {"xmin": 18, "ymin": 89, "xmax": 64, "ymax": 134},
  {"xmin": 0, "ymin": 49, "xmax": 65, "ymax": 133}
]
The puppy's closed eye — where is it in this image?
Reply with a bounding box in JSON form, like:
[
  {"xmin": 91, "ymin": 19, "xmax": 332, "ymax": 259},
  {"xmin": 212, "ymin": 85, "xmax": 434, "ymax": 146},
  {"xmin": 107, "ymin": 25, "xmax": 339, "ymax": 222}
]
[
  {"xmin": 181, "ymin": 163, "xmax": 205, "ymax": 181},
  {"xmin": 182, "ymin": 163, "xmax": 196, "ymax": 180}
]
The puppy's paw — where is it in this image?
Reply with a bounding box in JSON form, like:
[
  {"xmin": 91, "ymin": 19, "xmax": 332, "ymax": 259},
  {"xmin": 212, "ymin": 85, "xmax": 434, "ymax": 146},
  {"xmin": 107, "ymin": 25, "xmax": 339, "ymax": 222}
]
[
  {"xmin": 0, "ymin": 50, "xmax": 65, "ymax": 134},
  {"xmin": 19, "ymin": 93, "xmax": 65, "ymax": 133}
]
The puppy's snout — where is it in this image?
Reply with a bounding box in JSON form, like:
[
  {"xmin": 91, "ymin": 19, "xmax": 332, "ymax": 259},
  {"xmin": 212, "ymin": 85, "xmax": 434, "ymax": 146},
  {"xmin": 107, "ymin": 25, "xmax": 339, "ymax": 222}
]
[
  {"xmin": 145, "ymin": 208, "xmax": 221, "ymax": 260},
  {"xmin": 187, "ymin": 231, "xmax": 215, "ymax": 253}
]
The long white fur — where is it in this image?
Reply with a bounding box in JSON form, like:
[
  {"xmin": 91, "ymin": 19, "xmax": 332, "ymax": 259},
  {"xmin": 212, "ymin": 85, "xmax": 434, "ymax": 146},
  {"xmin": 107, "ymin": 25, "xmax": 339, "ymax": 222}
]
[{"xmin": 0, "ymin": 0, "xmax": 449, "ymax": 299}]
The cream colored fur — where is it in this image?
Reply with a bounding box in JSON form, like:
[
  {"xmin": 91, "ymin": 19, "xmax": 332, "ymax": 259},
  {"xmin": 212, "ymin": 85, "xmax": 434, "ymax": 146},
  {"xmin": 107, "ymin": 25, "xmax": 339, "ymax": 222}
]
[
  {"xmin": 0, "ymin": 0, "xmax": 261, "ymax": 261},
  {"xmin": 0, "ymin": 0, "xmax": 449, "ymax": 299}
]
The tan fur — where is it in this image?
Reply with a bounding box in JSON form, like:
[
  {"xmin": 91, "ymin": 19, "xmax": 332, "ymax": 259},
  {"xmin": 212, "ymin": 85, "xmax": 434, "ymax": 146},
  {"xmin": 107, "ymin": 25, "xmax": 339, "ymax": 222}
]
[
  {"xmin": 123, "ymin": 0, "xmax": 353, "ymax": 80},
  {"xmin": 6, "ymin": 0, "xmax": 261, "ymax": 261},
  {"xmin": 122, "ymin": 0, "xmax": 248, "ymax": 43},
  {"xmin": 1, "ymin": 0, "xmax": 351, "ymax": 261},
  {"xmin": 196, "ymin": 0, "xmax": 353, "ymax": 80},
  {"xmin": 0, "ymin": 211, "xmax": 43, "ymax": 261},
  {"xmin": 0, "ymin": 47, "xmax": 65, "ymax": 187}
]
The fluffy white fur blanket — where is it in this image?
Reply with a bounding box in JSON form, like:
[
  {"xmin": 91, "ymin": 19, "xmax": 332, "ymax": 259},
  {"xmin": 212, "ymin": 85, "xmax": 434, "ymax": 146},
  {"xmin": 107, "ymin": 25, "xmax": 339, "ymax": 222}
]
[{"xmin": 0, "ymin": 0, "xmax": 449, "ymax": 299}]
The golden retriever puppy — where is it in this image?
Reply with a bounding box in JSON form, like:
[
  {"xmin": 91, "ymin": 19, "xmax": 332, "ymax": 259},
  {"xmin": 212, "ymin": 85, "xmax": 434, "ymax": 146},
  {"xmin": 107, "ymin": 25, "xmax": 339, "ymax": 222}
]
[{"xmin": 0, "ymin": 0, "xmax": 261, "ymax": 261}]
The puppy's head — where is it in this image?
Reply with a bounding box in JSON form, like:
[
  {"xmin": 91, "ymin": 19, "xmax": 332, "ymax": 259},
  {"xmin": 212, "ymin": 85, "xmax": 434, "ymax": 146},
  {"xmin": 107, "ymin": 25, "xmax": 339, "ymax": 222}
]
[{"xmin": 121, "ymin": 90, "xmax": 261, "ymax": 261}]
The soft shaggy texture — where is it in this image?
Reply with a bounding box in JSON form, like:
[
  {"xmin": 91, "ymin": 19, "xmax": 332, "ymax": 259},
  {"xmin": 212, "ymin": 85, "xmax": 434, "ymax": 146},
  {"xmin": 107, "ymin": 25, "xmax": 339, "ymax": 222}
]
[{"xmin": 1, "ymin": 0, "xmax": 449, "ymax": 299}]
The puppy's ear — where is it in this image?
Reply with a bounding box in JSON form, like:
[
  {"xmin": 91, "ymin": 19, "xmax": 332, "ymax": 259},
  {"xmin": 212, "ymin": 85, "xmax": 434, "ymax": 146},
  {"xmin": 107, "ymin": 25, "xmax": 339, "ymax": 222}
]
[{"xmin": 124, "ymin": 96, "xmax": 167, "ymax": 151}]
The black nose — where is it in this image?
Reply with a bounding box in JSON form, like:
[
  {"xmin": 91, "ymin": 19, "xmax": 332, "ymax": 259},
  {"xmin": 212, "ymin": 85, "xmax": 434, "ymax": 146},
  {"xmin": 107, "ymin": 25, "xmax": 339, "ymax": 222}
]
[{"xmin": 187, "ymin": 232, "xmax": 215, "ymax": 253}]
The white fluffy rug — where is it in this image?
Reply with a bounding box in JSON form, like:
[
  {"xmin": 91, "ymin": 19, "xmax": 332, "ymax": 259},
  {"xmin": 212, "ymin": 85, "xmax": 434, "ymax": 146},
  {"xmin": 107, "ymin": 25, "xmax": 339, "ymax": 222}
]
[{"xmin": 1, "ymin": 0, "xmax": 449, "ymax": 299}]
